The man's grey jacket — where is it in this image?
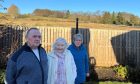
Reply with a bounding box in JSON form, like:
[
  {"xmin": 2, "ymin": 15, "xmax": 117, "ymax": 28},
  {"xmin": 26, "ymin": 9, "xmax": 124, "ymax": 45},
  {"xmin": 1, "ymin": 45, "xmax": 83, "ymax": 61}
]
[{"xmin": 5, "ymin": 43, "xmax": 48, "ymax": 84}]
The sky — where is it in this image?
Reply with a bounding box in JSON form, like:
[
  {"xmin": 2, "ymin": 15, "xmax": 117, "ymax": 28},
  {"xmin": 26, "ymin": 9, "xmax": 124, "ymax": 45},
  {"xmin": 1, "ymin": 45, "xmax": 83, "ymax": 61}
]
[{"xmin": 1, "ymin": 0, "xmax": 140, "ymax": 16}]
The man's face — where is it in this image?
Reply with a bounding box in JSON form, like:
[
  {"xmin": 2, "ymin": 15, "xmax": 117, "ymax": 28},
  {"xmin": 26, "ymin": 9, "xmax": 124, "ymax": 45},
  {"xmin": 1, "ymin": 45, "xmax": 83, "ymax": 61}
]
[
  {"xmin": 27, "ymin": 30, "xmax": 41, "ymax": 48},
  {"xmin": 74, "ymin": 38, "xmax": 82, "ymax": 47}
]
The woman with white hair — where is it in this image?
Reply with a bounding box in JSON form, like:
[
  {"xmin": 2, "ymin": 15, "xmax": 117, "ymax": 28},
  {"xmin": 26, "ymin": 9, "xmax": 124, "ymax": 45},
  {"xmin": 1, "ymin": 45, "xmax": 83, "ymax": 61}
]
[{"xmin": 47, "ymin": 38, "xmax": 77, "ymax": 84}]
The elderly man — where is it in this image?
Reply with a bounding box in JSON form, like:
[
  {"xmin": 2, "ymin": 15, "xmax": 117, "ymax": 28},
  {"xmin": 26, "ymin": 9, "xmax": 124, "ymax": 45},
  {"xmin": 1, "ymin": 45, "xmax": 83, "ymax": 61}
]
[{"xmin": 5, "ymin": 28, "xmax": 48, "ymax": 84}]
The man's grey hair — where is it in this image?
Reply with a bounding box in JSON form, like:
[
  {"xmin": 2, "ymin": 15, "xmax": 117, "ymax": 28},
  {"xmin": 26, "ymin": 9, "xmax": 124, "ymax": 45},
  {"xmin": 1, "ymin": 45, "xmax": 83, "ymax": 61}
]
[{"xmin": 25, "ymin": 28, "xmax": 39, "ymax": 38}]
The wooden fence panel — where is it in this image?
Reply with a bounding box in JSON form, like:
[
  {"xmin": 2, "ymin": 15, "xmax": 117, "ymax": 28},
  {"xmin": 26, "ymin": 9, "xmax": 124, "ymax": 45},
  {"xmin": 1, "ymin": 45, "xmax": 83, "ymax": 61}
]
[{"xmin": 1, "ymin": 26, "xmax": 140, "ymax": 68}]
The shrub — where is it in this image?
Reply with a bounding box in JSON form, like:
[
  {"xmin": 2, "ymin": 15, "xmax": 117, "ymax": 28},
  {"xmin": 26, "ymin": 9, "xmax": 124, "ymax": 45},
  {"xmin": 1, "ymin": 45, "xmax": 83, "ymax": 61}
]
[
  {"xmin": 113, "ymin": 65, "xmax": 128, "ymax": 80},
  {"xmin": 90, "ymin": 67, "xmax": 124, "ymax": 81},
  {"xmin": 0, "ymin": 69, "xmax": 5, "ymax": 84},
  {"xmin": 0, "ymin": 25, "xmax": 22, "ymax": 68}
]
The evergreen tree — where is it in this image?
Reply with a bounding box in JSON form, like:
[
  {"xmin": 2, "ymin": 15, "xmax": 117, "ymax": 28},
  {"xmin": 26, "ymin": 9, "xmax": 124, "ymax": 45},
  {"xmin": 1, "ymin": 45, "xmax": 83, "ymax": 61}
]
[
  {"xmin": 102, "ymin": 11, "xmax": 111, "ymax": 24},
  {"xmin": 111, "ymin": 12, "xmax": 116, "ymax": 24},
  {"xmin": 64, "ymin": 10, "xmax": 70, "ymax": 18},
  {"xmin": 116, "ymin": 12, "xmax": 124, "ymax": 25}
]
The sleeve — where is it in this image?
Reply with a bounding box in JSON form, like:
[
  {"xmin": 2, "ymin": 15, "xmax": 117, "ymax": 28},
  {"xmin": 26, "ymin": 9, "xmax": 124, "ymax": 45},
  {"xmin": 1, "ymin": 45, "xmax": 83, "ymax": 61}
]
[
  {"xmin": 69, "ymin": 51, "xmax": 77, "ymax": 80},
  {"xmin": 5, "ymin": 59, "xmax": 17, "ymax": 84},
  {"xmin": 85, "ymin": 49, "xmax": 90, "ymax": 73}
]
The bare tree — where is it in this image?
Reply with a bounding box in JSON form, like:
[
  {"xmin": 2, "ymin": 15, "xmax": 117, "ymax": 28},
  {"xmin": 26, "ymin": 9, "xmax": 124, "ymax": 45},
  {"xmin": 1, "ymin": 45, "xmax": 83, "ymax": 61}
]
[
  {"xmin": 7, "ymin": 4, "xmax": 19, "ymax": 18},
  {"xmin": 0, "ymin": 0, "xmax": 7, "ymax": 10}
]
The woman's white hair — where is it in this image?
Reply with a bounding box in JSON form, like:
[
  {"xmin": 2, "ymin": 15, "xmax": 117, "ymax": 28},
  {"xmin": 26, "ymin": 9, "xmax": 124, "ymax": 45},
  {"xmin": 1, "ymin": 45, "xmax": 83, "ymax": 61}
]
[{"xmin": 52, "ymin": 37, "xmax": 68, "ymax": 50}]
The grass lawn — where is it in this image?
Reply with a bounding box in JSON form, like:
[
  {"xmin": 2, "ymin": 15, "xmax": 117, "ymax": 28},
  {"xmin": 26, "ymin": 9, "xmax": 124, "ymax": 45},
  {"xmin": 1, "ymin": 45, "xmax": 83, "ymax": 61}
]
[
  {"xmin": 85, "ymin": 81, "xmax": 140, "ymax": 84},
  {"xmin": 1, "ymin": 69, "xmax": 140, "ymax": 84}
]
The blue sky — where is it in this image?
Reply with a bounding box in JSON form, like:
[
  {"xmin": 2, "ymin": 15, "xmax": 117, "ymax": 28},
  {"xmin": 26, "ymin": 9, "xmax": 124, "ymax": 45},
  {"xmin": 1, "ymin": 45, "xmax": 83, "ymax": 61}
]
[{"xmin": 1, "ymin": 0, "xmax": 140, "ymax": 16}]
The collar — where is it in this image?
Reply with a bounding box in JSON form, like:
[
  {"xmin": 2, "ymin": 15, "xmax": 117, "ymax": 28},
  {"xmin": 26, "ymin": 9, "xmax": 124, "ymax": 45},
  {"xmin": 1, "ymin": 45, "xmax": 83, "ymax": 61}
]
[
  {"xmin": 72, "ymin": 42, "xmax": 83, "ymax": 50},
  {"xmin": 23, "ymin": 43, "xmax": 42, "ymax": 52}
]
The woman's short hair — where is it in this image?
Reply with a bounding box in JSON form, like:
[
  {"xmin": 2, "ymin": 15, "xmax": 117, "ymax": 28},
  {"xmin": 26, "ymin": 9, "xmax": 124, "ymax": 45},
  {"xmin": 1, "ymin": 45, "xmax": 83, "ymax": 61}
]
[
  {"xmin": 52, "ymin": 37, "xmax": 68, "ymax": 50},
  {"xmin": 73, "ymin": 33, "xmax": 83, "ymax": 42}
]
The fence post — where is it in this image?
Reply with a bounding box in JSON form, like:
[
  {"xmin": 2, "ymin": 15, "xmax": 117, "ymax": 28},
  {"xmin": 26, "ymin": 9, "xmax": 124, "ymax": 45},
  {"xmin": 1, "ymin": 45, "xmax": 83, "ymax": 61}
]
[{"xmin": 76, "ymin": 18, "xmax": 79, "ymax": 34}]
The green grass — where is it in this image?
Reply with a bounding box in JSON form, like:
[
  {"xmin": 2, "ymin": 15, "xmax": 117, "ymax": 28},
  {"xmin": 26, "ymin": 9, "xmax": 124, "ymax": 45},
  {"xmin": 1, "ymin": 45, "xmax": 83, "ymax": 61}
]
[
  {"xmin": 85, "ymin": 81, "xmax": 140, "ymax": 84},
  {"xmin": 0, "ymin": 69, "xmax": 140, "ymax": 84}
]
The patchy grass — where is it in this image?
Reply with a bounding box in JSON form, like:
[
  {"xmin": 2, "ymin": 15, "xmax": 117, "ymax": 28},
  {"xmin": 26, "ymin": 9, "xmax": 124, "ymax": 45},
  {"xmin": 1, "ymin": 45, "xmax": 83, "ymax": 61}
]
[
  {"xmin": 0, "ymin": 69, "xmax": 140, "ymax": 84},
  {"xmin": 85, "ymin": 81, "xmax": 139, "ymax": 84},
  {"xmin": 0, "ymin": 14, "xmax": 140, "ymax": 30}
]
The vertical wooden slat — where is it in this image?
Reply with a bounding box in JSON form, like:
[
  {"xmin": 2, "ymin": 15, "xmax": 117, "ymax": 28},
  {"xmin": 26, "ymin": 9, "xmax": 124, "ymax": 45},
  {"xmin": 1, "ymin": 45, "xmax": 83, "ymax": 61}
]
[{"xmin": 4, "ymin": 26, "xmax": 140, "ymax": 67}]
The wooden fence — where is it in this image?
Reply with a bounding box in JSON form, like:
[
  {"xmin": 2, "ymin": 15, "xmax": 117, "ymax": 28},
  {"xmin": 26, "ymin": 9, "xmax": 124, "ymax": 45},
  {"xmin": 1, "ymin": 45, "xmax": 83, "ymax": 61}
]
[{"xmin": 1, "ymin": 25, "xmax": 140, "ymax": 67}]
